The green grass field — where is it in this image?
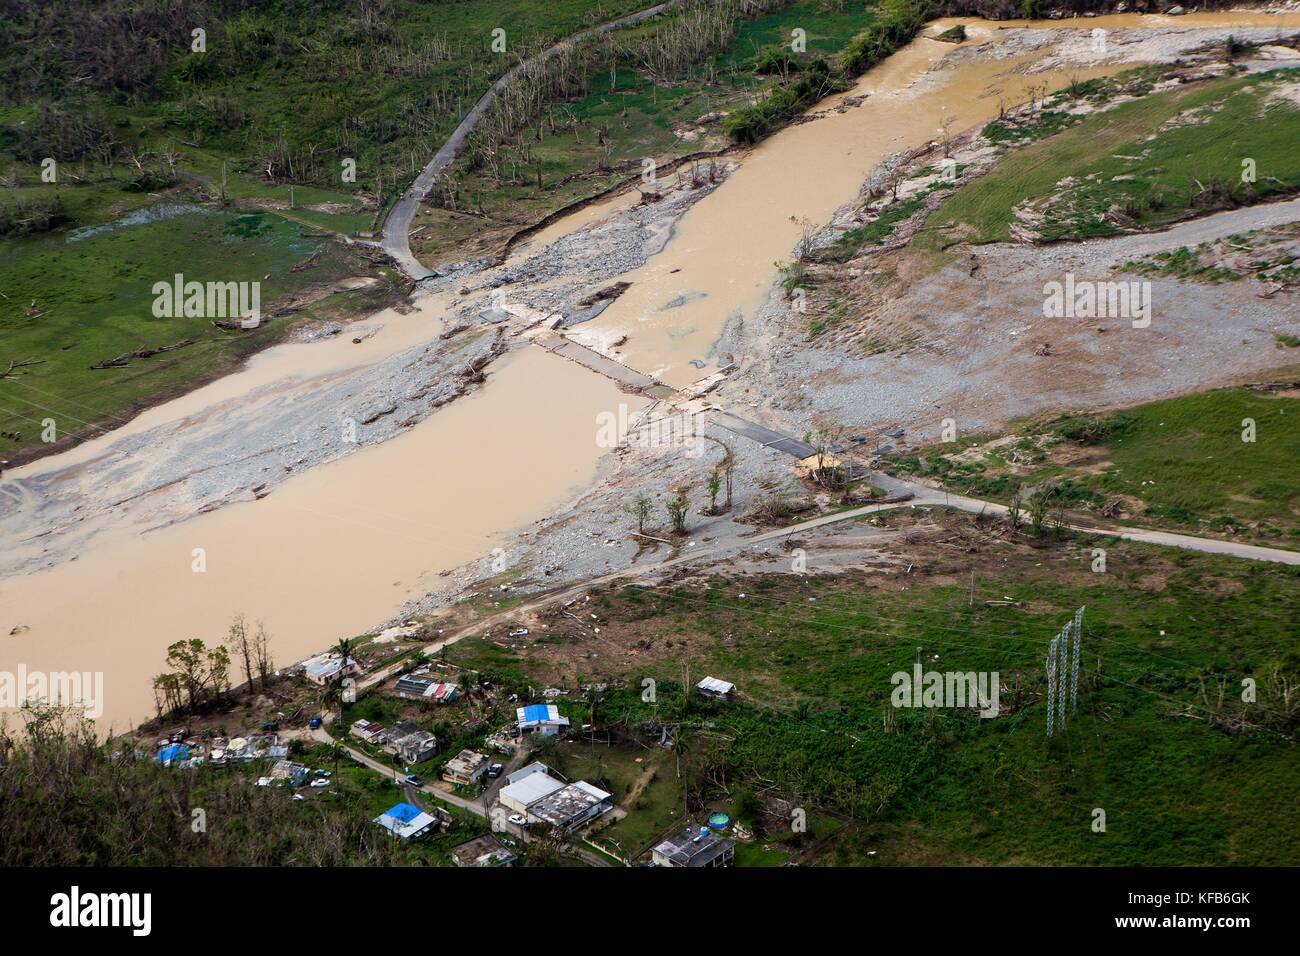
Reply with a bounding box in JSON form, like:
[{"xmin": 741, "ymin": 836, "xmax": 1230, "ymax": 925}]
[
  {"xmin": 926, "ymin": 71, "xmax": 1300, "ymax": 244},
  {"xmin": 413, "ymin": 0, "xmax": 880, "ymax": 263},
  {"xmin": 440, "ymin": 512, "xmax": 1300, "ymax": 866},
  {"xmin": 888, "ymin": 387, "xmax": 1300, "ymax": 543},
  {"xmin": 0, "ymin": 207, "xmax": 400, "ymax": 458},
  {"xmin": 574, "ymin": 533, "xmax": 1300, "ymax": 865}
]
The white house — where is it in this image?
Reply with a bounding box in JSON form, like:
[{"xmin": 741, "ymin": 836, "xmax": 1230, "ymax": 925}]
[{"xmin": 498, "ymin": 765, "xmax": 565, "ymax": 815}]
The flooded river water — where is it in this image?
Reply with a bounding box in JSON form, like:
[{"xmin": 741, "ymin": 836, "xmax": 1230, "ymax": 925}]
[{"xmin": 3, "ymin": 12, "xmax": 1296, "ymax": 730}]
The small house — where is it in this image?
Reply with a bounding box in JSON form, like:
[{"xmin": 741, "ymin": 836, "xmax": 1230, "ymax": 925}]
[
  {"xmin": 450, "ymin": 834, "xmax": 517, "ymax": 868},
  {"xmin": 528, "ymin": 781, "xmax": 613, "ymax": 831},
  {"xmin": 515, "ymin": 703, "xmax": 570, "ymax": 737},
  {"xmin": 394, "ymin": 675, "xmax": 433, "ymax": 699},
  {"xmin": 387, "ymin": 721, "xmax": 437, "ymax": 764},
  {"xmin": 303, "ymin": 654, "xmax": 360, "ymax": 686},
  {"xmin": 269, "ymin": 759, "xmax": 310, "ymax": 787},
  {"xmin": 443, "ymin": 749, "xmax": 490, "ymax": 787},
  {"xmin": 498, "ymin": 764, "xmax": 565, "ymax": 816},
  {"xmin": 350, "ymin": 718, "xmax": 389, "ymax": 744},
  {"xmin": 373, "ymin": 802, "xmax": 438, "ymax": 840},
  {"xmin": 696, "ymin": 676, "xmax": 736, "ymax": 702}
]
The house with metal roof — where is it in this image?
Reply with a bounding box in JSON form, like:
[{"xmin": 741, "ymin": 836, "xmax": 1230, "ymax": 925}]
[
  {"xmin": 528, "ymin": 781, "xmax": 613, "ymax": 830},
  {"xmin": 516, "ymin": 703, "xmax": 570, "ymax": 736},
  {"xmin": 350, "ymin": 718, "xmax": 389, "ymax": 744},
  {"xmin": 393, "ymin": 674, "xmax": 459, "ymax": 702},
  {"xmin": 652, "ymin": 825, "xmax": 736, "ymax": 867},
  {"xmin": 504, "ymin": 762, "xmax": 553, "ymax": 786},
  {"xmin": 498, "ymin": 764, "xmax": 566, "ymax": 815},
  {"xmin": 373, "ymin": 802, "xmax": 438, "ymax": 840},
  {"xmin": 302, "ymin": 654, "xmax": 360, "ymax": 686},
  {"xmin": 269, "ymin": 759, "xmax": 309, "ymax": 787},
  {"xmin": 695, "ymin": 676, "xmax": 736, "ymax": 702}
]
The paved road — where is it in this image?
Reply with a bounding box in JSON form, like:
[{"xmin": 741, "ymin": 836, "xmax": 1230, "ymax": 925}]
[
  {"xmin": 713, "ymin": 410, "xmax": 817, "ymax": 458},
  {"xmin": 381, "ymin": 2, "xmax": 679, "ymax": 280}
]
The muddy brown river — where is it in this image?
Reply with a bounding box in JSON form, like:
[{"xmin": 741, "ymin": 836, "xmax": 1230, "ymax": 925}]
[{"xmin": 3, "ymin": 13, "xmax": 1297, "ymax": 730}]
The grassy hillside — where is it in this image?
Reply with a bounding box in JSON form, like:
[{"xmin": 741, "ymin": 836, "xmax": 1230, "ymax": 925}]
[
  {"xmin": 926, "ymin": 70, "xmax": 1300, "ymax": 244},
  {"xmin": 886, "ymin": 386, "xmax": 1300, "ymax": 545}
]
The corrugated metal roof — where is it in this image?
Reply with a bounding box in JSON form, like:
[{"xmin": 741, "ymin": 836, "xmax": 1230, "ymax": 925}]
[
  {"xmin": 696, "ymin": 676, "xmax": 735, "ymax": 694},
  {"xmin": 499, "ymin": 771, "xmax": 564, "ymax": 807}
]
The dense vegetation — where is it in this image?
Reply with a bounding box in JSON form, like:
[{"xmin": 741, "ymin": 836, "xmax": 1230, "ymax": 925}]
[{"xmin": 0, "ymin": 707, "xmax": 402, "ymax": 865}]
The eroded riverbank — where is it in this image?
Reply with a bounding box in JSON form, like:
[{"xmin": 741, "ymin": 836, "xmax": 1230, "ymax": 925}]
[{"xmin": 4, "ymin": 11, "xmax": 1297, "ymax": 730}]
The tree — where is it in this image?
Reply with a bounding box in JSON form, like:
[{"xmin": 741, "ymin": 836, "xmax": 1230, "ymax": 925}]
[
  {"xmin": 666, "ymin": 491, "xmax": 689, "ymax": 535},
  {"xmin": 803, "ymin": 424, "xmax": 846, "ymax": 489},
  {"xmin": 671, "ymin": 728, "xmax": 689, "ymax": 780},
  {"xmin": 252, "ymin": 622, "xmax": 274, "ymax": 690},
  {"xmin": 722, "ymin": 444, "xmax": 735, "ymax": 510},
  {"xmin": 153, "ymin": 639, "xmax": 230, "ymax": 716},
  {"xmin": 624, "ymin": 494, "xmax": 652, "ymax": 534},
  {"xmin": 706, "ymin": 471, "xmax": 722, "ymax": 514},
  {"xmin": 1027, "ymin": 486, "xmax": 1055, "ymax": 535},
  {"xmin": 227, "ymin": 614, "xmax": 254, "ymax": 697}
]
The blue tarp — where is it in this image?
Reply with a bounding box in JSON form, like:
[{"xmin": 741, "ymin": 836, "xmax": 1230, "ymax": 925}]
[
  {"xmin": 521, "ymin": 704, "xmax": 552, "ymax": 723},
  {"xmin": 156, "ymin": 744, "xmax": 189, "ymax": 764},
  {"xmin": 384, "ymin": 802, "xmax": 422, "ymax": 824}
]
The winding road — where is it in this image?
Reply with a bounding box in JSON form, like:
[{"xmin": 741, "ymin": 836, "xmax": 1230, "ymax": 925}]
[{"xmin": 381, "ymin": 2, "xmax": 680, "ymax": 280}]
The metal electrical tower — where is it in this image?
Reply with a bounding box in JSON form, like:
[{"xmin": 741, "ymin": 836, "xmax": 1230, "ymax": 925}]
[
  {"xmin": 1047, "ymin": 607, "xmax": 1085, "ymax": 736},
  {"xmin": 1070, "ymin": 606, "xmax": 1084, "ymax": 715}
]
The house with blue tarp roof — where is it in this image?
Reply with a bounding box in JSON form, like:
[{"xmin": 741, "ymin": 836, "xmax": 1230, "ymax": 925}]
[
  {"xmin": 373, "ymin": 801, "xmax": 438, "ymax": 840},
  {"xmin": 516, "ymin": 703, "xmax": 570, "ymax": 737}
]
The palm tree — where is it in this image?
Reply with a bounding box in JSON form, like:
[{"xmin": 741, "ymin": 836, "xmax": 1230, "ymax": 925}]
[
  {"xmin": 671, "ymin": 729, "xmax": 689, "ymax": 780},
  {"xmin": 333, "ymin": 637, "xmax": 354, "ymax": 665}
]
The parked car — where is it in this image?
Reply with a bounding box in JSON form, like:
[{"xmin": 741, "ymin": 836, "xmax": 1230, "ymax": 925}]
[
  {"xmin": 508, "ymin": 814, "xmax": 528, "ymax": 828},
  {"xmin": 487, "ymin": 763, "xmax": 504, "ymax": 778},
  {"xmin": 313, "ymin": 769, "xmax": 330, "ymax": 778},
  {"xmin": 308, "ymin": 716, "xmax": 322, "ymax": 730},
  {"xmin": 404, "ymin": 774, "xmax": 424, "ymax": 787},
  {"xmin": 309, "ymin": 779, "xmax": 330, "ymax": 788}
]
